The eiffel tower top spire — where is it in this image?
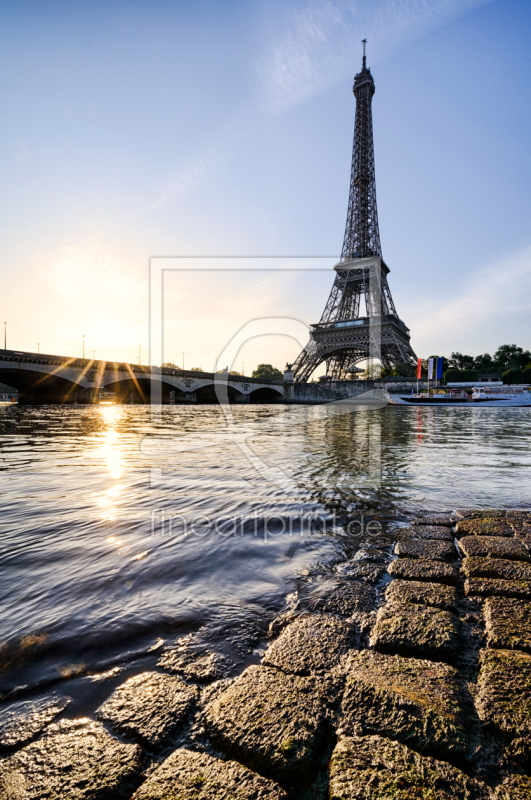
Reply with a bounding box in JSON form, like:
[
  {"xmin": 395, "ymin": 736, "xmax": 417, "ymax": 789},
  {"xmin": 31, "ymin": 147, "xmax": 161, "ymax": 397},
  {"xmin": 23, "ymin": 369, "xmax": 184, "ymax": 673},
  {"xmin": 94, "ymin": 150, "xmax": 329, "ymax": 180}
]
[{"xmin": 340, "ymin": 39, "xmax": 381, "ymax": 261}]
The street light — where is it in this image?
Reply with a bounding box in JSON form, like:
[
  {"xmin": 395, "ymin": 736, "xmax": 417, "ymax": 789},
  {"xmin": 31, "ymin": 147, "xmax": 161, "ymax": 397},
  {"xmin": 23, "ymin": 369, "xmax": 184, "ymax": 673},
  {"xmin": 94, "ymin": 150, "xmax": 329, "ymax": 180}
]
[
  {"xmin": 3, "ymin": 322, "xmax": 6, "ymax": 350},
  {"xmin": 82, "ymin": 334, "xmax": 85, "ymax": 359},
  {"xmin": 183, "ymin": 351, "xmax": 185, "ymax": 370},
  {"xmin": 38, "ymin": 343, "xmax": 40, "ymax": 354},
  {"xmin": 138, "ymin": 345, "xmax": 141, "ymax": 366}
]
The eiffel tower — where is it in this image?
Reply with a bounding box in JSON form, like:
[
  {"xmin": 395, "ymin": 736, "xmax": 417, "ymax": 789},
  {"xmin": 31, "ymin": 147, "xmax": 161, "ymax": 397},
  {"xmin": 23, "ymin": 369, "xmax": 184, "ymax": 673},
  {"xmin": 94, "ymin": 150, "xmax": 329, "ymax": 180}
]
[{"xmin": 291, "ymin": 41, "xmax": 417, "ymax": 381}]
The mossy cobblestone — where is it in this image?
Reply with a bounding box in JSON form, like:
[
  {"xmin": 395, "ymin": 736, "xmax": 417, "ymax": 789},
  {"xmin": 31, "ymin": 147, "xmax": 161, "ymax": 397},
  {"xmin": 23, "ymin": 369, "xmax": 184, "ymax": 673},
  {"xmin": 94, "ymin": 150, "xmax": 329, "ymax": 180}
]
[
  {"xmin": 339, "ymin": 650, "xmax": 474, "ymax": 763},
  {"xmin": 385, "ymin": 580, "xmax": 459, "ymax": 612},
  {"xmin": 394, "ymin": 539, "xmax": 458, "ymax": 562},
  {"xmin": 485, "ymin": 597, "xmax": 531, "ymax": 653},
  {"xmin": 371, "ymin": 602, "xmax": 460, "ymax": 662},
  {"xmin": 388, "ymin": 558, "xmax": 460, "ymax": 585},
  {"xmin": 328, "ymin": 735, "xmax": 491, "ymax": 800},
  {"xmin": 129, "ymin": 747, "xmax": 287, "ymax": 799}
]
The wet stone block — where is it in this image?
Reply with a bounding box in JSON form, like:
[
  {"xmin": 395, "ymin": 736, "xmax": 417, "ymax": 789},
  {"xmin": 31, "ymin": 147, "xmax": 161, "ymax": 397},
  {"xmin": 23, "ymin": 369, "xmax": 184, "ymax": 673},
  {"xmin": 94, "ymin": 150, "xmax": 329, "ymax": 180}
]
[
  {"xmin": 97, "ymin": 671, "xmax": 197, "ymax": 751},
  {"xmin": 0, "ymin": 694, "xmax": 70, "ymax": 752},
  {"xmin": 158, "ymin": 650, "xmax": 232, "ymax": 683},
  {"xmin": 371, "ymin": 602, "xmax": 460, "ymax": 663},
  {"xmin": 130, "ymin": 747, "xmax": 287, "ymax": 799},
  {"xmin": 204, "ymin": 664, "xmax": 335, "ymax": 788},
  {"xmin": 462, "ymin": 557, "xmax": 531, "ymax": 581},
  {"xmin": 262, "ymin": 614, "xmax": 358, "ymax": 675},
  {"xmin": 493, "ymin": 775, "xmax": 531, "ymax": 799},
  {"xmin": 485, "ymin": 597, "xmax": 531, "ymax": 653},
  {"xmin": 394, "ymin": 539, "xmax": 457, "ymax": 562},
  {"xmin": 399, "ymin": 525, "xmax": 455, "ymax": 541},
  {"xmin": 458, "ymin": 536, "xmax": 531, "ymax": 562},
  {"xmin": 328, "ymin": 734, "xmax": 490, "ymax": 800},
  {"xmin": 340, "ymin": 650, "xmax": 472, "ymax": 762},
  {"xmin": 335, "ymin": 561, "xmax": 386, "ymax": 584},
  {"xmin": 388, "ymin": 558, "xmax": 459, "ymax": 585},
  {"xmin": 476, "ymin": 648, "xmax": 531, "ymax": 765},
  {"xmin": 307, "ymin": 581, "xmax": 377, "ymax": 616},
  {"xmin": 456, "ymin": 518, "xmax": 514, "ymax": 537},
  {"xmin": 465, "ymin": 578, "xmax": 531, "ymax": 600},
  {"xmin": 456, "ymin": 509, "xmax": 506, "ymax": 520},
  {"xmin": 385, "ymin": 579, "xmax": 459, "ymax": 612},
  {"xmin": 0, "ymin": 718, "xmax": 142, "ymax": 800},
  {"xmin": 412, "ymin": 516, "xmax": 457, "ymax": 527}
]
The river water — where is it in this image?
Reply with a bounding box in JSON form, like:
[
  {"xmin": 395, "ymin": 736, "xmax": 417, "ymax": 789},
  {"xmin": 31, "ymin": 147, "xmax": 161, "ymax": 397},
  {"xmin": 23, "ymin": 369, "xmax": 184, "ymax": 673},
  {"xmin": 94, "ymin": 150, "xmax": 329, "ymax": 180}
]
[{"xmin": 1, "ymin": 403, "xmax": 531, "ymax": 717}]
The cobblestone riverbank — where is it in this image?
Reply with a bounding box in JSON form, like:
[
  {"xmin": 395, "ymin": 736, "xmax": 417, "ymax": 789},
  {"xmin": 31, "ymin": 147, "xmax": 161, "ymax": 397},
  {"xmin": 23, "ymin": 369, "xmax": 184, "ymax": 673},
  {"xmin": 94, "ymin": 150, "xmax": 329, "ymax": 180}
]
[{"xmin": 1, "ymin": 510, "xmax": 530, "ymax": 799}]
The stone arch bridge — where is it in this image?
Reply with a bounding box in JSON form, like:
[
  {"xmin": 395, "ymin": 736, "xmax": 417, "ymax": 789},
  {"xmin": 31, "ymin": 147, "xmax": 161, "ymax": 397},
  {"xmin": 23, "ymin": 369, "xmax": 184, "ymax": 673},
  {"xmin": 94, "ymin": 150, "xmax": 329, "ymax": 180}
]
[{"xmin": 0, "ymin": 349, "xmax": 284, "ymax": 405}]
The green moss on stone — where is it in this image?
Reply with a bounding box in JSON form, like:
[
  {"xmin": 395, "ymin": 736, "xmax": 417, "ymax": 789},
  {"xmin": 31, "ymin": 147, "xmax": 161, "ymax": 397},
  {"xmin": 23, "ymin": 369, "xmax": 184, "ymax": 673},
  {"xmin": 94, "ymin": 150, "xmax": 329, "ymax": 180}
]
[
  {"xmin": 385, "ymin": 580, "xmax": 459, "ymax": 612},
  {"xmin": 388, "ymin": 559, "xmax": 459, "ymax": 586},
  {"xmin": 129, "ymin": 748, "xmax": 287, "ymax": 799},
  {"xmin": 485, "ymin": 597, "xmax": 531, "ymax": 653},
  {"xmin": 329, "ymin": 735, "xmax": 490, "ymax": 800},
  {"xmin": 476, "ymin": 648, "xmax": 531, "ymax": 766},
  {"xmin": 340, "ymin": 651, "xmax": 474, "ymax": 763},
  {"xmin": 458, "ymin": 537, "xmax": 530, "ymax": 562},
  {"xmin": 371, "ymin": 602, "xmax": 460, "ymax": 663},
  {"xmin": 462, "ymin": 557, "xmax": 531, "ymax": 581},
  {"xmin": 456, "ymin": 518, "xmax": 513, "ymax": 538}
]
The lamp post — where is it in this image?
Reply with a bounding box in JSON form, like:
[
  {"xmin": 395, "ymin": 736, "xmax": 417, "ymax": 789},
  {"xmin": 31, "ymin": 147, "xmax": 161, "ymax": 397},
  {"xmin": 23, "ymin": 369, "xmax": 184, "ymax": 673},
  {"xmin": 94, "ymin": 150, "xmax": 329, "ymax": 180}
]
[
  {"xmin": 183, "ymin": 351, "xmax": 185, "ymax": 370},
  {"xmin": 138, "ymin": 345, "xmax": 141, "ymax": 366},
  {"xmin": 38, "ymin": 343, "xmax": 40, "ymax": 354},
  {"xmin": 3, "ymin": 322, "xmax": 6, "ymax": 350},
  {"xmin": 82, "ymin": 334, "xmax": 85, "ymax": 359}
]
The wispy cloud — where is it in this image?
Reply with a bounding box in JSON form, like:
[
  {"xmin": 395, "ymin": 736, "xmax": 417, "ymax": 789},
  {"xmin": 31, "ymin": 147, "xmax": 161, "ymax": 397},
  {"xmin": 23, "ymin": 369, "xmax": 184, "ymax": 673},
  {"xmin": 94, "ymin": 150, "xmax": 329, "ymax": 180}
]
[
  {"xmin": 407, "ymin": 244, "xmax": 531, "ymax": 353},
  {"xmin": 256, "ymin": 0, "xmax": 492, "ymax": 112},
  {"xmin": 141, "ymin": 142, "xmax": 232, "ymax": 214}
]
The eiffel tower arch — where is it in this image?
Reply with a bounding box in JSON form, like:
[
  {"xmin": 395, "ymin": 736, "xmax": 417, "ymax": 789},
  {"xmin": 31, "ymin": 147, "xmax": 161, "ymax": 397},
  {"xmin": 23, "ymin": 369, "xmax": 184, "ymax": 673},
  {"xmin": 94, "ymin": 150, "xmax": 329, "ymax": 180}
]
[{"xmin": 291, "ymin": 42, "xmax": 417, "ymax": 381}]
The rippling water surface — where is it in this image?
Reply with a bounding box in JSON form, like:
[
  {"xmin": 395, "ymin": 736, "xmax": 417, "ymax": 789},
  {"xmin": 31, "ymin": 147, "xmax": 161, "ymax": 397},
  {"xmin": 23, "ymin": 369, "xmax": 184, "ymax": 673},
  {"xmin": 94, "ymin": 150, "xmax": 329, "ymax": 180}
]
[{"xmin": 1, "ymin": 403, "xmax": 531, "ymax": 714}]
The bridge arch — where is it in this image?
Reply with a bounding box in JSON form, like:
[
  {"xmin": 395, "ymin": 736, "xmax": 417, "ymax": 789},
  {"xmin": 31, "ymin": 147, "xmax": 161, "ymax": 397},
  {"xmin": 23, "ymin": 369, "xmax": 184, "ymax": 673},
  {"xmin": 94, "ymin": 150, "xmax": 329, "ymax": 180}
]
[
  {"xmin": 249, "ymin": 386, "xmax": 283, "ymax": 403},
  {"xmin": 194, "ymin": 383, "xmax": 244, "ymax": 404},
  {"xmin": 0, "ymin": 366, "xmax": 87, "ymax": 404},
  {"xmin": 102, "ymin": 376, "xmax": 189, "ymax": 404}
]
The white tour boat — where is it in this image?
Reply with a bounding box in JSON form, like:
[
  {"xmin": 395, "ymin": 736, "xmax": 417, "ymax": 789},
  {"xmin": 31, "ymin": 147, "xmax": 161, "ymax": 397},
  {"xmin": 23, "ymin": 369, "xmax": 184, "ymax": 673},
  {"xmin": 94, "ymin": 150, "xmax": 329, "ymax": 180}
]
[{"xmin": 387, "ymin": 385, "xmax": 531, "ymax": 407}]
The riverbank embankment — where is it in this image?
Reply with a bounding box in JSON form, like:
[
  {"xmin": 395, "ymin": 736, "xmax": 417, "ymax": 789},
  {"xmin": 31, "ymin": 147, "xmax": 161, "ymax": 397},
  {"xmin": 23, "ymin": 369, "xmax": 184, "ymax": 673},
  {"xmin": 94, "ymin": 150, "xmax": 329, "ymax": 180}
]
[{"xmin": 0, "ymin": 509, "xmax": 530, "ymax": 798}]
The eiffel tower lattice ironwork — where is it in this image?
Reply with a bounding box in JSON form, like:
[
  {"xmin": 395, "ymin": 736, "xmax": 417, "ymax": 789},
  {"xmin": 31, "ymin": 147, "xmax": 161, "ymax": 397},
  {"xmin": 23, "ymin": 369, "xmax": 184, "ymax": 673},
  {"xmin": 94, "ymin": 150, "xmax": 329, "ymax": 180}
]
[{"xmin": 291, "ymin": 41, "xmax": 417, "ymax": 381}]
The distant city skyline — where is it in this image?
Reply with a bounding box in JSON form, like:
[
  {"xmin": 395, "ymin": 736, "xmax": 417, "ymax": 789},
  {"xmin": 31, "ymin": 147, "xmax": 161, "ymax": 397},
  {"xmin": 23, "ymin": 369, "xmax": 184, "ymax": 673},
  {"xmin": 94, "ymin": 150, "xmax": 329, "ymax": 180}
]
[{"xmin": 1, "ymin": 0, "xmax": 530, "ymax": 373}]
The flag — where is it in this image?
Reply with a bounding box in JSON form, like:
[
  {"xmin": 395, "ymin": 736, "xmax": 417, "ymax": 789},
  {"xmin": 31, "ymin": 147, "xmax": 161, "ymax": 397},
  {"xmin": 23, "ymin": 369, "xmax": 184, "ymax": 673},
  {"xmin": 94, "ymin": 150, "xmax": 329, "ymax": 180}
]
[
  {"xmin": 417, "ymin": 358, "xmax": 422, "ymax": 379},
  {"xmin": 436, "ymin": 357, "xmax": 444, "ymax": 380},
  {"xmin": 428, "ymin": 358, "xmax": 434, "ymax": 380}
]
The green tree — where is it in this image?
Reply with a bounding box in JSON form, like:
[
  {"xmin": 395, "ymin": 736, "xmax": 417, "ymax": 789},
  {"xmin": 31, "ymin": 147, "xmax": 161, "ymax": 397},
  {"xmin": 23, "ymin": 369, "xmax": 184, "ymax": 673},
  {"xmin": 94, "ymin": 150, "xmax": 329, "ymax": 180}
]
[
  {"xmin": 252, "ymin": 364, "xmax": 283, "ymax": 380},
  {"xmin": 502, "ymin": 367, "xmax": 525, "ymax": 385},
  {"xmin": 473, "ymin": 353, "xmax": 495, "ymax": 373},
  {"xmin": 444, "ymin": 369, "xmax": 478, "ymax": 383},
  {"xmin": 449, "ymin": 352, "xmax": 475, "ymax": 371},
  {"xmin": 493, "ymin": 345, "xmax": 528, "ymax": 371},
  {"xmin": 361, "ymin": 363, "xmax": 384, "ymax": 379},
  {"xmin": 161, "ymin": 361, "xmax": 178, "ymax": 369}
]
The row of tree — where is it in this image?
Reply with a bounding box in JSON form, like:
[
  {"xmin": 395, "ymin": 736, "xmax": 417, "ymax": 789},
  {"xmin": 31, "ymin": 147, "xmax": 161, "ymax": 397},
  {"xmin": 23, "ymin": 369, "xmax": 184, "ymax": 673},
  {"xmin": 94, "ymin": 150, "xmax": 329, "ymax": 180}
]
[{"xmin": 379, "ymin": 344, "xmax": 531, "ymax": 384}]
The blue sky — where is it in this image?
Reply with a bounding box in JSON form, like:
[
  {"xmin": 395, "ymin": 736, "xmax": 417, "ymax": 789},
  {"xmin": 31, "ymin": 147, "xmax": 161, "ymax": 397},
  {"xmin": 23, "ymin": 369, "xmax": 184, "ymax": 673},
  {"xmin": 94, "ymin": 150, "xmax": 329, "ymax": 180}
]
[{"xmin": 1, "ymin": 0, "xmax": 530, "ymax": 371}]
